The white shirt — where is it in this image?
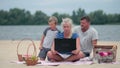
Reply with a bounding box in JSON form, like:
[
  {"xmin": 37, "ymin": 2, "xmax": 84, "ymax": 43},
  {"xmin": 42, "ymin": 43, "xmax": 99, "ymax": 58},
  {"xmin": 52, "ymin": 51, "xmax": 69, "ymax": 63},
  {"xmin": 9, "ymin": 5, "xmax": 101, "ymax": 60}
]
[
  {"xmin": 43, "ymin": 27, "xmax": 59, "ymax": 48},
  {"xmin": 73, "ymin": 26, "xmax": 98, "ymax": 53}
]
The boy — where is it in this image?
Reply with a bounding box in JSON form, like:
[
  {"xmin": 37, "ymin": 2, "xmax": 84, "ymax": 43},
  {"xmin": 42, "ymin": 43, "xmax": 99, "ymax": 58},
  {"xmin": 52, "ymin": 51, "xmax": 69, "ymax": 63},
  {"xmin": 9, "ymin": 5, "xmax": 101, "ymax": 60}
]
[{"xmin": 38, "ymin": 16, "xmax": 60, "ymax": 60}]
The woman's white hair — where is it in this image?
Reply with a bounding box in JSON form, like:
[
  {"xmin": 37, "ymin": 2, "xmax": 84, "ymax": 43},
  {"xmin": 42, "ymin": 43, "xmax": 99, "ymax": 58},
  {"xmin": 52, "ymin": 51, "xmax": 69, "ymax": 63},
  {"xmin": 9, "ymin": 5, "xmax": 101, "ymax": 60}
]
[{"xmin": 61, "ymin": 18, "xmax": 73, "ymax": 27}]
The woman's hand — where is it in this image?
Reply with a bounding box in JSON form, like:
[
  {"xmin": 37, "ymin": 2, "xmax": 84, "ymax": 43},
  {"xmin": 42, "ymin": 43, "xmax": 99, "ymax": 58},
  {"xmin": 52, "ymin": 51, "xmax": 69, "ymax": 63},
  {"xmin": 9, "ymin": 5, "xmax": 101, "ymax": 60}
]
[{"xmin": 51, "ymin": 50, "xmax": 58, "ymax": 55}]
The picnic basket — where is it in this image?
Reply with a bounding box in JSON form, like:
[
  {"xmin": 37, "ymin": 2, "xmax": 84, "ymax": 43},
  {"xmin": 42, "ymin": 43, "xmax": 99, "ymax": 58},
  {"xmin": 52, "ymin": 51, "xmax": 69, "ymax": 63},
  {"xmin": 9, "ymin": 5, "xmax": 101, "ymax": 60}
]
[
  {"xmin": 17, "ymin": 38, "xmax": 38, "ymax": 66},
  {"xmin": 93, "ymin": 45, "xmax": 117, "ymax": 63}
]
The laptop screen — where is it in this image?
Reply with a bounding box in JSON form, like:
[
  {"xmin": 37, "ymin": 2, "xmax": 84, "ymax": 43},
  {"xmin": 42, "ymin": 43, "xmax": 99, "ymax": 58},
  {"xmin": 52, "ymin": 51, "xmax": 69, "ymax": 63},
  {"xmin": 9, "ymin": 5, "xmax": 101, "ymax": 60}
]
[{"xmin": 55, "ymin": 38, "xmax": 76, "ymax": 54}]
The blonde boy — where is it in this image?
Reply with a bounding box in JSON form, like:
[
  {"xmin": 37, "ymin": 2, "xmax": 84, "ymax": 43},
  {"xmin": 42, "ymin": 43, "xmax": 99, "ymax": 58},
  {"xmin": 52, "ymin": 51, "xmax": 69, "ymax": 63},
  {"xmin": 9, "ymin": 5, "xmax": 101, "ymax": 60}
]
[{"xmin": 38, "ymin": 16, "xmax": 60, "ymax": 60}]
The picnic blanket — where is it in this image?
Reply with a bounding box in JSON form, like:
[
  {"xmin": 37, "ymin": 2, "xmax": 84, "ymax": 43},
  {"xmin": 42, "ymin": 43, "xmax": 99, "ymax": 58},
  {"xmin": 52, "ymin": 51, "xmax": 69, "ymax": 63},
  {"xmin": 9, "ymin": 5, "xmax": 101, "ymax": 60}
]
[{"xmin": 11, "ymin": 57, "xmax": 120, "ymax": 66}]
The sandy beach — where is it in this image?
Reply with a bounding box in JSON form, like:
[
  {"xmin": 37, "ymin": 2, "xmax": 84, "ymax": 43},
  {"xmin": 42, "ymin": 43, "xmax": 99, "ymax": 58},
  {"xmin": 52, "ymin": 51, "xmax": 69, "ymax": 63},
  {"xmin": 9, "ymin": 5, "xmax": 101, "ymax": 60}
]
[{"xmin": 0, "ymin": 40, "xmax": 120, "ymax": 68}]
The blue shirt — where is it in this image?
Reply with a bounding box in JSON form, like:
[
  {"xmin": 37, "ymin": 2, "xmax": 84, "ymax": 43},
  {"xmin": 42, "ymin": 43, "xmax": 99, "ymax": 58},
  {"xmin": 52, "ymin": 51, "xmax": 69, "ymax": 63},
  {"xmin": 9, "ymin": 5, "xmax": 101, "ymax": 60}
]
[
  {"xmin": 55, "ymin": 32, "xmax": 79, "ymax": 55},
  {"xmin": 56, "ymin": 32, "xmax": 79, "ymax": 39}
]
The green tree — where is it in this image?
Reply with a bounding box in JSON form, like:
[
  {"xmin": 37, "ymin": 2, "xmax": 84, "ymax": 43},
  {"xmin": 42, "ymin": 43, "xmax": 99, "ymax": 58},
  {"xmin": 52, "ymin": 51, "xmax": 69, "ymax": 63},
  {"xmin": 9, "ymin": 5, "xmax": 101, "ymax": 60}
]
[
  {"xmin": 71, "ymin": 8, "xmax": 86, "ymax": 25},
  {"xmin": 24, "ymin": 11, "xmax": 33, "ymax": 25},
  {"xmin": 71, "ymin": 10, "xmax": 77, "ymax": 24},
  {"xmin": 89, "ymin": 10, "xmax": 107, "ymax": 24},
  {"xmin": 7, "ymin": 8, "xmax": 26, "ymax": 25},
  {"xmin": 107, "ymin": 14, "xmax": 120, "ymax": 24},
  {"xmin": 0, "ymin": 8, "xmax": 120, "ymax": 25},
  {"xmin": 0, "ymin": 10, "xmax": 9, "ymax": 25},
  {"xmin": 33, "ymin": 11, "xmax": 48, "ymax": 25},
  {"xmin": 52, "ymin": 12, "xmax": 70, "ymax": 25}
]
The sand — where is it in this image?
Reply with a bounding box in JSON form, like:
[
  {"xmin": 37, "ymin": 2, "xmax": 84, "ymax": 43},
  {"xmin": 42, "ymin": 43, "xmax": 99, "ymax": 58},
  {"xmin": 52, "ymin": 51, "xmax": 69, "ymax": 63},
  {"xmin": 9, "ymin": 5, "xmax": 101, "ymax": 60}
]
[{"xmin": 0, "ymin": 40, "xmax": 120, "ymax": 68}]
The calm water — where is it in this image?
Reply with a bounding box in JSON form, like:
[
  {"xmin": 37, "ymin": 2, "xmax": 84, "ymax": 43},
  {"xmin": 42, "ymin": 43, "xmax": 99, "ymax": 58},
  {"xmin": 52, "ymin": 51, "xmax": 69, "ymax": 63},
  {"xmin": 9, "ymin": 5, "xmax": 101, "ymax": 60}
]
[{"xmin": 0, "ymin": 25, "xmax": 120, "ymax": 41}]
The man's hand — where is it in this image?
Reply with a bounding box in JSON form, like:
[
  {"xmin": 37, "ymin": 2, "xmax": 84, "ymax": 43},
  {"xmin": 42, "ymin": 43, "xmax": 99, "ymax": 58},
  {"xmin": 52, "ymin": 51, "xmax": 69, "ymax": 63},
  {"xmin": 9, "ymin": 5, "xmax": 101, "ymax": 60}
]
[{"xmin": 72, "ymin": 50, "xmax": 80, "ymax": 54}]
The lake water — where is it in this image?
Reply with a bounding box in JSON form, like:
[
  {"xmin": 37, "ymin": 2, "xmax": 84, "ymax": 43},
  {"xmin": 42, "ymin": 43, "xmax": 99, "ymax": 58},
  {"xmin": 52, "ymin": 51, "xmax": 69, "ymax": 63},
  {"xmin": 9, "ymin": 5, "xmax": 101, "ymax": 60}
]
[{"xmin": 0, "ymin": 25, "xmax": 120, "ymax": 41}]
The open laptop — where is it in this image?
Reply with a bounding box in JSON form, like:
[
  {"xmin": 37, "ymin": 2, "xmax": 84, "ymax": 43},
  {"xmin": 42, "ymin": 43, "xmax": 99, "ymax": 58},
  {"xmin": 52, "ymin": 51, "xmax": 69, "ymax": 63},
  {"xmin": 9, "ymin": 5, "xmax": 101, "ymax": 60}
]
[{"xmin": 55, "ymin": 38, "xmax": 76, "ymax": 54}]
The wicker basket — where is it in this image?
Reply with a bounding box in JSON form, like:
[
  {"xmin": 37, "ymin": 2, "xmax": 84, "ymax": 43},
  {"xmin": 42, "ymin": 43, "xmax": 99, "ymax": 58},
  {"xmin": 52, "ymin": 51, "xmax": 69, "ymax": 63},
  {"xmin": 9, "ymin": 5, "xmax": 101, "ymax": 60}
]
[
  {"xmin": 93, "ymin": 45, "xmax": 117, "ymax": 63},
  {"xmin": 17, "ymin": 38, "xmax": 38, "ymax": 66}
]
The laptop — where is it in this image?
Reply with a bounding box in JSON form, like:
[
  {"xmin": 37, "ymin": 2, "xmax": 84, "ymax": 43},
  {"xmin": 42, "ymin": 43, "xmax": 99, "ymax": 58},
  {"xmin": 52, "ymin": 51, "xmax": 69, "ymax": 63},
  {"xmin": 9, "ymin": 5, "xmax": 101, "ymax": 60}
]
[{"xmin": 55, "ymin": 38, "xmax": 76, "ymax": 54}]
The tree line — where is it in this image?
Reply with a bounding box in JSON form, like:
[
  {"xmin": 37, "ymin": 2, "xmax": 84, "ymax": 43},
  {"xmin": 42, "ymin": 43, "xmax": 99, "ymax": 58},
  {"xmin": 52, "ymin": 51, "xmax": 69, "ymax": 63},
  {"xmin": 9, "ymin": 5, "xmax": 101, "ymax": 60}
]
[{"xmin": 0, "ymin": 8, "xmax": 120, "ymax": 25}]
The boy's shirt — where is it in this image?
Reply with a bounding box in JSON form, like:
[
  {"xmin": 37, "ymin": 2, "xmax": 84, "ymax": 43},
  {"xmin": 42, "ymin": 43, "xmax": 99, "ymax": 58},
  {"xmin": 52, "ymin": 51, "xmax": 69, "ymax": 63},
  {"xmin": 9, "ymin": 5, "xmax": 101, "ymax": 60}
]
[{"xmin": 42, "ymin": 27, "xmax": 60, "ymax": 48}]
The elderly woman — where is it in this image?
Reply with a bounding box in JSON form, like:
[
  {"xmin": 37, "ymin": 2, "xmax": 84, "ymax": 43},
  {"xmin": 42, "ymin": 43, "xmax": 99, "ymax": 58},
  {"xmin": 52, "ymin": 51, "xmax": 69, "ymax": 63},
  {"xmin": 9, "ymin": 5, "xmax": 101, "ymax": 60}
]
[{"xmin": 47, "ymin": 18, "xmax": 82, "ymax": 62}]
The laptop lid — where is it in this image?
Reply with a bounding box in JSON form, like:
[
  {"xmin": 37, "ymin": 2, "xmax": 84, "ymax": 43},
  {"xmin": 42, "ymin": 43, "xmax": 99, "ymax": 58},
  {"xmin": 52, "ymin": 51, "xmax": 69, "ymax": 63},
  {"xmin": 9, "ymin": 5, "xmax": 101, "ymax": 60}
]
[{"xmin": 55, "ymin": 38, "xmax": 76, "ymax": 54}]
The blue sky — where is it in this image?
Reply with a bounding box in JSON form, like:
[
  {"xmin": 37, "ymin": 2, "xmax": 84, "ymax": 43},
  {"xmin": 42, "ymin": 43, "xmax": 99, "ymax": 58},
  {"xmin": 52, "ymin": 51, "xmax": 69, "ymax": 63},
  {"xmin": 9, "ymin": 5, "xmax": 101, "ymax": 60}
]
[{"xmin": 0, "ymin": 0, "xmax": 120, "ymax": 15}]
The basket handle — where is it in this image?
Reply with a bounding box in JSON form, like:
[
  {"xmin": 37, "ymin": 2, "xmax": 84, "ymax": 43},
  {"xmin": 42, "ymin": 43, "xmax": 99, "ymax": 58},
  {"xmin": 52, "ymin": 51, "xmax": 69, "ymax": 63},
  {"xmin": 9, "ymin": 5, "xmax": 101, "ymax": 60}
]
[
  {"xmin": 17, "ymin": 38, "xmax": 36, "ymax": 56},
  {"xmin": 112, "ymin": 45, "xmax": 117, "ymax": 50},
  {"xmin": 26, "ymin": 42, "xmax": 37, "ymax": 58}
]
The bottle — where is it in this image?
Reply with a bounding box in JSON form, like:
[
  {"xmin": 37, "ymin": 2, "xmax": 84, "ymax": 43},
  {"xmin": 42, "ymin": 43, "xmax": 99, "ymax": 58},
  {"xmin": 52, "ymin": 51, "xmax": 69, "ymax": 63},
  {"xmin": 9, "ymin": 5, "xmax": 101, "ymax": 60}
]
[{"xmin": 93, "ymin": 52, "xmax": 99, "ymax": 64}]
